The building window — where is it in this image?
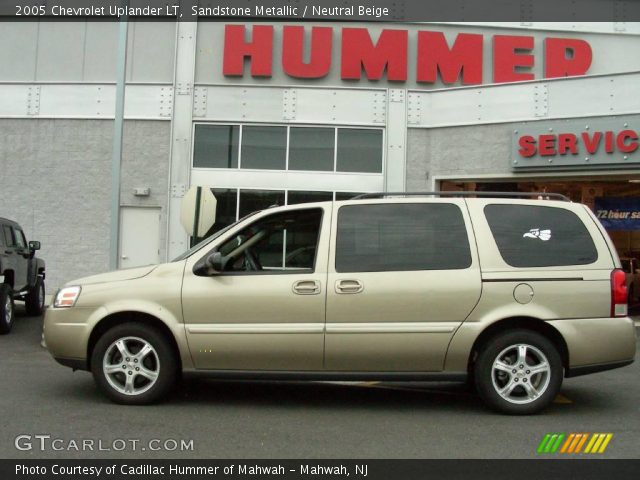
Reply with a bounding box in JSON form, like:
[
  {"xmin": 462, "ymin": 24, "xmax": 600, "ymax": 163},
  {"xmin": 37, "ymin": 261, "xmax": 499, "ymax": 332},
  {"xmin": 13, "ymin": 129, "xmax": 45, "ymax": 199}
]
[
  {"xmin": 193, "ymin": 124, "xmax": 383, "ymax": 174},
  {"xmin": 240, "ymin": 126, "xmax": 287, "ymax": 170},
  {"xmin": 288, "ymin": 127, "xmax": 335, "ymax": 172},
  {"xmin": 239, "ymin": 189, "xmax": 286, "ymax": 218},
  {"xmin": 193, "ymin": 125, "xmax": 239, "ymax": 168},
  {"xmin": 192, "ymin": 189, "xmax": 366, "ymax": 244},
  {"xmin": 287, "ymin": 191, "xmax": 333, "ymax": 205},
  {"xmin": 336, "ymin": 129, "xmax": 383, "ymax": 173}
]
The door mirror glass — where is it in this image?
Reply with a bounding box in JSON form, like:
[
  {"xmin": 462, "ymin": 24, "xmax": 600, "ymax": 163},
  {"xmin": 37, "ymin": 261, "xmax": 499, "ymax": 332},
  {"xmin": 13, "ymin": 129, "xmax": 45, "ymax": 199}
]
[
  {"xmin": 193, "ymin": 251, "xmax": 225, "ymax": 276},
  {"xmin": 29, "ymin": 241, "xmax": 41, "ymax": 251}
]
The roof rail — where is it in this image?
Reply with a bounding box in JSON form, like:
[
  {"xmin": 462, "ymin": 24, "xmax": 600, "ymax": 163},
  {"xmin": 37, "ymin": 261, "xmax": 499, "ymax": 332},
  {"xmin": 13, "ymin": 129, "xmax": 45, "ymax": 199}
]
[{"xmin": 352, "ymin": 191, "xmax": 571, "ymax": 201}]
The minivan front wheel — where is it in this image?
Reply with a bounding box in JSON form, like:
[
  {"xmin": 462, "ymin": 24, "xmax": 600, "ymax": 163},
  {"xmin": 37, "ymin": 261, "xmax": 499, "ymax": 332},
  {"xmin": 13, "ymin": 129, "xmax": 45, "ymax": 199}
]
[
  {"xmin": 91, "ymin": 323, "xmax": 177, "ymax": 404},
  {"xmin": 474, "ymin": 330, "xmax": 563, "ymax": 415}
]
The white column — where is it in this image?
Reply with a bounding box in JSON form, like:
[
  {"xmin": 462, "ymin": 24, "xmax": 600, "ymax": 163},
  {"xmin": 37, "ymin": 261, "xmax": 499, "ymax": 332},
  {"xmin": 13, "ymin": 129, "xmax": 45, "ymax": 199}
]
[
  {"xmin": 385, "ymin": 88, "xmax": 408, "ymax": 192},
  {"xmin": 166, "ymin": 19, "xmax": 198, "ymax": 260}
]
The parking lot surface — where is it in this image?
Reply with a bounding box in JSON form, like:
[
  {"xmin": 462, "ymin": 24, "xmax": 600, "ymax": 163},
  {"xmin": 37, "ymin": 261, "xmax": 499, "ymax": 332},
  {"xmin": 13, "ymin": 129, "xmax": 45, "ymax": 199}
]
[{"xmin": 1, "ymin": 306, "xmax": 639, "ymax": 459}]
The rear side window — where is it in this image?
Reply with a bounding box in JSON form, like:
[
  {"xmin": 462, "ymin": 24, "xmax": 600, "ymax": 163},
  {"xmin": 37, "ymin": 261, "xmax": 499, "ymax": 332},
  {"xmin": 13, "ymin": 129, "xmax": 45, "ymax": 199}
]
[
  {"xmin": 484, "ymin": 204, "xmax": 598, "ymax": 267},
  {"xmin": 336, "ymin": 203, "xmax": 472, "ymax": 272},
  {"xmin": 2, "ymin": 226, "xmax": 14, "ymax": 247}
]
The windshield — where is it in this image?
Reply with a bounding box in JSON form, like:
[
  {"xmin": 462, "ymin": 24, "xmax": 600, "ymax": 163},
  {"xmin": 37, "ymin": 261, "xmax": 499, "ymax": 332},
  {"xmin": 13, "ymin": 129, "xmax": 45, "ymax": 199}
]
[{"xmin": 171, "ymin": 211, "xmax": 260, "ymax": 262}]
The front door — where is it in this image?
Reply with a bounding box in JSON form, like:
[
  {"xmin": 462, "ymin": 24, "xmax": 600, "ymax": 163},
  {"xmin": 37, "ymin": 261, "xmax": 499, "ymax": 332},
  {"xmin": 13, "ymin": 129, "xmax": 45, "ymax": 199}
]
[
  {"xmin": 324, "ymin": 200, "xmax": 482, "ymax": 372},
  {"xmin": 119, "ymin": 207, "xmax": 161, "ymax": 269},
  {"xmin": 182, "ymin": 205, "xmax": 331, "ymax": 370}
]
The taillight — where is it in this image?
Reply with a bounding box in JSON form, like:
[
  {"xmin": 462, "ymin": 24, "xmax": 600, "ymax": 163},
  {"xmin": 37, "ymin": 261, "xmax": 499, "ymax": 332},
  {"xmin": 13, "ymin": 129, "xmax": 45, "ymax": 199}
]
[{"xmin": 610, "ymin": 269, "xmax": 628, "ymax": 317}]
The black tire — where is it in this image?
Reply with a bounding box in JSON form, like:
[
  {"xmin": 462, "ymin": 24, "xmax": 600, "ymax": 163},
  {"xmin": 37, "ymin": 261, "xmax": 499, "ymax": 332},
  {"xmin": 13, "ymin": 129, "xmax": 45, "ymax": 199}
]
[
  {"xmin": 91, "ymin": 323, "xmax": 178, "ymax": 405},
  {"xmin": 474, "ymin": 329, "xmax": 563, "ymax": 415},
  {"xmin": 25, "ymin": 276, "xmax": 45, "ymax": 316},
  {"xmin": 0, "ymin": 284, "xmax": 14, "ymax": 334}
]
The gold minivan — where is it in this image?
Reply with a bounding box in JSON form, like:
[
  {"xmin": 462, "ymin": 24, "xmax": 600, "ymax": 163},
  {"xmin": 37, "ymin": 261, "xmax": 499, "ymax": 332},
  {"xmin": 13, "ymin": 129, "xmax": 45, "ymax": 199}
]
[{"xmin": 44, "ymin": 193, "xmax": 636, "ymax": 414}]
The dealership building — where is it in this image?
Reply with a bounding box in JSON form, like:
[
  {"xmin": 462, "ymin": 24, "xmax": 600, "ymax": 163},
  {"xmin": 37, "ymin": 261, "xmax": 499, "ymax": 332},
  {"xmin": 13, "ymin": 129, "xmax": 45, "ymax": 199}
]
[{"xmin": 0, "ymin": 20, "xmax": 639, "ymax": 290}]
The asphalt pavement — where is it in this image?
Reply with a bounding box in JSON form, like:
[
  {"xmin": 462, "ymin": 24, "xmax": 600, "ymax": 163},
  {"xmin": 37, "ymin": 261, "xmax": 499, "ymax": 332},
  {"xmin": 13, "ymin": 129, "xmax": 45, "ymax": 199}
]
[{"xmin": 1, "ymin": 305, "xmax": 638, "ymax": 459}]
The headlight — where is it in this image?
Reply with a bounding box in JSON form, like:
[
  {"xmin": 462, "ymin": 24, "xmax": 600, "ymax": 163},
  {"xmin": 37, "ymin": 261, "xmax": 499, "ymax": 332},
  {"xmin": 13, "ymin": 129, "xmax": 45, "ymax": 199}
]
[{"xmin": 53, "ymin": 286, "xmax": 82, "ymax": 308}]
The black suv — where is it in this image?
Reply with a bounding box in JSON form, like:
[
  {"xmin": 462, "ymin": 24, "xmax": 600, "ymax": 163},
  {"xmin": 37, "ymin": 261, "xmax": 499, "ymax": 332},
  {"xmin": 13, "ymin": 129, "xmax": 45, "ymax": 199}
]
[{"xmin": 0, "ymin": 218, "xmax": 46, "ymax": 333}]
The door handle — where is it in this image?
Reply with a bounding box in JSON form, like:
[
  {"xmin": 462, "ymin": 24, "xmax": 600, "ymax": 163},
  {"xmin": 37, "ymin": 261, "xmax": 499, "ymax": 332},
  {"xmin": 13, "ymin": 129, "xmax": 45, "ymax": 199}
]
[
  {"xmin": 121, "ymin": 255, "xmax": 128, "ymax": 260},
  {"xmin": 335, "ymin": 279, "xmax": 364, "ymax": 294},
  {"xmin": 292, "ymin": 280, "xmax": 321, "ymax": 295}
]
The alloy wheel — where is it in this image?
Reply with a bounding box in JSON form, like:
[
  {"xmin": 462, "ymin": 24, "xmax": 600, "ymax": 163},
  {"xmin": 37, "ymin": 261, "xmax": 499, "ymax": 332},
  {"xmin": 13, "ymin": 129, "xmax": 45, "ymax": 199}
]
[
  {"xmin": 102, "ymin": 336, "xmax": 160, "ymax": 396},
  {"xmin": 491, "ymin": 343, "xmax": 551, "ymax": 404}
]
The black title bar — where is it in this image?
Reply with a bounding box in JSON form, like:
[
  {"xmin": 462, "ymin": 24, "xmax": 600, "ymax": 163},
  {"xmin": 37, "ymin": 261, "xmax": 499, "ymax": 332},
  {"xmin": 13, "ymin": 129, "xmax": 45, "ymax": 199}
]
[{"xmin": 1, "ymin": 0, "xmax": 640, "ymax": 21}]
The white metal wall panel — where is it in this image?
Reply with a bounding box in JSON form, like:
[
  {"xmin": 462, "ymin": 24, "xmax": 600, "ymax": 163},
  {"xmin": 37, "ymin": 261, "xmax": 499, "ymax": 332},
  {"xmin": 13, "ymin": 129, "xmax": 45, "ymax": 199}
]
[
  {"xmin": 547, "ymin": 74, "xmax": 640, "ymax": 118},
  {"xmin": 194, "ymin": 85, "xmax": 387, "ymax": 126},
  {"xmin": 0, "ymin": 22, "xmax": 38, "ymax": 81},
  {"xmin": 409, "ymin": 72, "xmax": 640, "ymax": 128},
  {"xmin": 0, "ymin": 84, "xmax": 173, "ymax": 120},
  {"xmin": 196, "ymin": 86, "xmax": 286, "ymax": 123},
  {"xmin": 35, "ymin": 22, "xmax": 86, "ymax": 81},
  {"xmin": 38, "ymin": 84, "xmax": 108, "ymax": 117},
  {"xmin": 294, "ymin": 89, "xmax": 387, "ymax": 125},
  {"xmin": 448, "ymin": 22, "xmax": 640, "ymax": 34},
  {"xmin": 190, "ymin": 170, "xmax": 384, "ymax": 193},
  {"xmin": 126, "ymin": 22, "xmax": 176, "ymax": 83},
  {"xmin": 83, "ymin": 22, "xmax": 118, "ymax": 81},
  {"xmin": 0, "ymin": 85, "xmax": 33, "ymax": 116}
]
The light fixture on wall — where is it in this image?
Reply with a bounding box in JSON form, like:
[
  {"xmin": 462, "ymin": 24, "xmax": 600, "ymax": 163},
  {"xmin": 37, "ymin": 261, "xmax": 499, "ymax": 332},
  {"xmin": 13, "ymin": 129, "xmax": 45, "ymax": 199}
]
[
  {"xmin": 629, "ymin": 180, "xmax": 640, "ymax": 183},
  {"xmin": 134, "ymin": 187, "xmax": 151, "ymax": 197}
]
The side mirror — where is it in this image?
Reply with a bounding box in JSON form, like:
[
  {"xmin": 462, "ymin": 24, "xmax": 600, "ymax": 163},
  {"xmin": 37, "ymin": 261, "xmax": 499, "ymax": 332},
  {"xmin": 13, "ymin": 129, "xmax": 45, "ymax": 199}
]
[
  {"xmin": 29, "ymin": 241, "xmax": 41, "ymax": 251},
  {"xmin": 193, "ymin": 251, "xmax": 225, "ymax": 276}
]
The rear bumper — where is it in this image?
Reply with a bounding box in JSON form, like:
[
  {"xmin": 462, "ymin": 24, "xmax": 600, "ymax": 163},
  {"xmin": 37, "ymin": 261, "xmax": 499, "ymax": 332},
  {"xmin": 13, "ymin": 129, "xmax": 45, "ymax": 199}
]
[
  {"xmin": 565, "ymin": 359, "xmax": 634, "ymax": 378},
  {"xmin": 548, "ymin": 316, "xmax": 636, "ymax": 373}
]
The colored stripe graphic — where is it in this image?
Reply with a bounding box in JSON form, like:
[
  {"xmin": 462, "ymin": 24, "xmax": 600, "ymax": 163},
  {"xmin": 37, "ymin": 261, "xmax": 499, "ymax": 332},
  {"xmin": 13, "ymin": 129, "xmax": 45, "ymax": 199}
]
[
  {"xmin": 537, "ymin": 433, "xmax": 565, "ymax": 453},
  {"xmin": 538, "ymin": 433, "xmax": 613, "ymax": 454}
]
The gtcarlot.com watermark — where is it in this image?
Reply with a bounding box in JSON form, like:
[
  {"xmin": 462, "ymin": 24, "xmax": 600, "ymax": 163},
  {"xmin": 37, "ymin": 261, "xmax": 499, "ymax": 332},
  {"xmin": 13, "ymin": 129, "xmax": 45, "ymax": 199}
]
[{"xmin": 15, "ymin": 434, "xmax": 194, "ymax": 452}]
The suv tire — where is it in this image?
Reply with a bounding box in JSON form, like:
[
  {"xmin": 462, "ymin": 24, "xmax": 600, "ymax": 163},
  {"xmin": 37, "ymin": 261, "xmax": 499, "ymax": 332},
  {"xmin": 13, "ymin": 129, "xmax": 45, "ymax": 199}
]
[
  {"xmin": 474, "ymin": 329, "xmax": 563, "ymax": 415},
  {"xmin": 25, "ymin": 277, "xmax": 45, "ymax": 316},
  {"xmin": 0, "ymin": 284, "xmax": 15, "ymax": 335},
  {"xmin": 91, "ymin": 323, "xmax": 178, "ymax": 405}
]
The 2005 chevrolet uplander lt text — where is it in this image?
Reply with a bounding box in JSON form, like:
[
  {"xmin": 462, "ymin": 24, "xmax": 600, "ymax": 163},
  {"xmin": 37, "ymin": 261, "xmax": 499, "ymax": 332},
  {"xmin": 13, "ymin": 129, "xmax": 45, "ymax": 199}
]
[{"xmin": 43, "ymin": 193, "xmax": 636, "ymax": 414}]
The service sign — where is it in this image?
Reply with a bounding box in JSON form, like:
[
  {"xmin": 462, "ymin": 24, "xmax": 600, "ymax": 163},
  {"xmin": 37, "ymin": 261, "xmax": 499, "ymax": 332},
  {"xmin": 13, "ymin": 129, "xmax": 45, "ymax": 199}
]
[{"xmin": 512, "ymin": 117, "xmax": 639, "ymax": 170}]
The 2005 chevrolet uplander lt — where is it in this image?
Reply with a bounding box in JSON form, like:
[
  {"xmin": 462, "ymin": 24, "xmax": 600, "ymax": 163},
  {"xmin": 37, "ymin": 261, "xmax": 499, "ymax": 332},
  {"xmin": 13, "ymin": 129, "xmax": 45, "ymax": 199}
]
[{"xmin": 44, "ymin": 192, "xmax": 636, "ymax": 414}]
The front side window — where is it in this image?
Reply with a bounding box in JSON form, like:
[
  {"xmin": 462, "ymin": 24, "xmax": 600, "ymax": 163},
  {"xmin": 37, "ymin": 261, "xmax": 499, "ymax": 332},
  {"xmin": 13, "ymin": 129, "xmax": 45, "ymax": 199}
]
[
  {"xmin": 484, "ymin": 204, "xmax": 598, "ymax": 267},
  {"xmin": 217, "ymin": 208, "xmax": 323, "ymax": 273},
  {"xmin": 336, "ymin": 203, "xmax": 472, "ymax": 273},
  {"xmin": 15, "ymin": 230, "xmax": 26, "ymax": 248}
]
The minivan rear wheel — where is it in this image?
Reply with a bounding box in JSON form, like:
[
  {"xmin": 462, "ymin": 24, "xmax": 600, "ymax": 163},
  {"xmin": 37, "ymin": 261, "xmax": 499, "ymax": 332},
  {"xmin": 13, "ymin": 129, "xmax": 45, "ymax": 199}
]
[
  {"xmin": 91, "ymin": 323, "xmax": 177, "ymax": 405},
  {"xmin": 474, "ymin": 330, "xmax": 563, "ymax": 415}
]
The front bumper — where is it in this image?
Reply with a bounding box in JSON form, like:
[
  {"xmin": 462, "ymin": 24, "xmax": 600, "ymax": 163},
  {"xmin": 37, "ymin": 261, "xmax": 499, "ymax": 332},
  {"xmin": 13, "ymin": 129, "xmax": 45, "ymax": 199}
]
[{"xmin": 43, "ymin": 305, "xmax": 106, "ymax": 370}]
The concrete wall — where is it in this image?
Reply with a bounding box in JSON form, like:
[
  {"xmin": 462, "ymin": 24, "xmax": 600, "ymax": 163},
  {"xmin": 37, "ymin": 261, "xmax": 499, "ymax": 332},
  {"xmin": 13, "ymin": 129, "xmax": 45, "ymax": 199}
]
[
  {"xmin": 406, "ymin": 113, "xmax": 640, "ymax": 190},
  {"xmin": 407, "ymin": 123, "xmax": 510, "ymax": 190},
  {"xmin": 0, "ymin": 119, "xmax": 170, "ymax": 292}
]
